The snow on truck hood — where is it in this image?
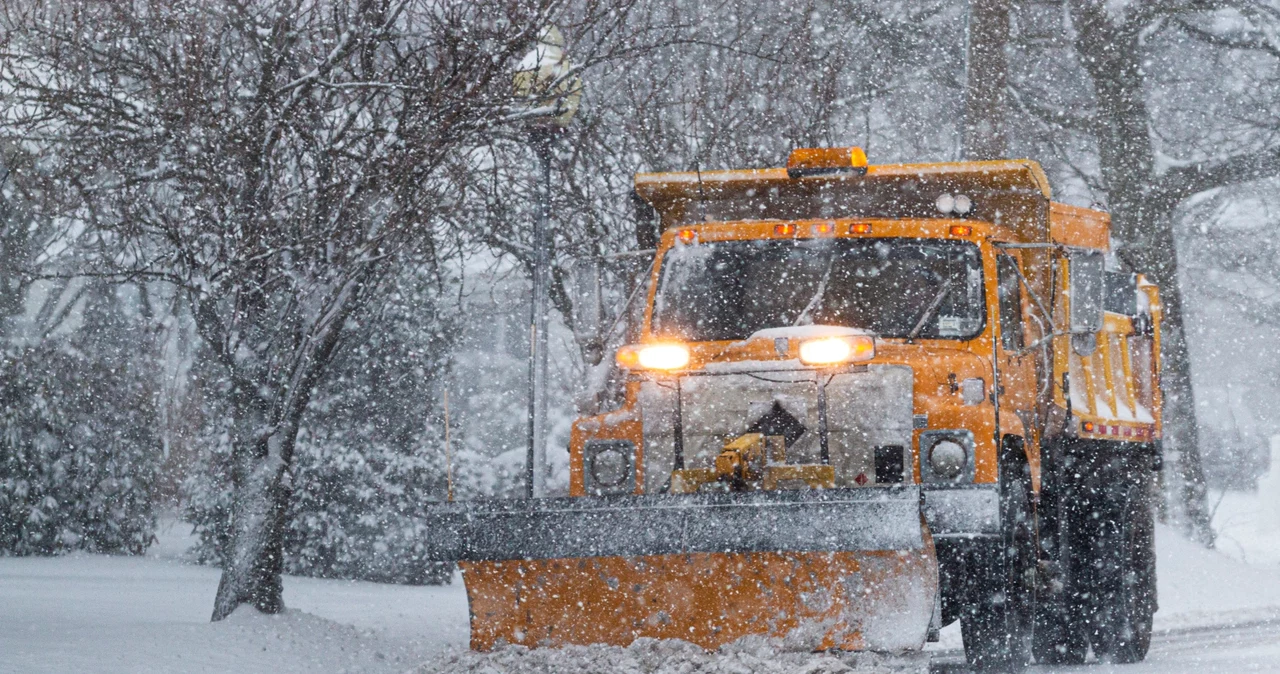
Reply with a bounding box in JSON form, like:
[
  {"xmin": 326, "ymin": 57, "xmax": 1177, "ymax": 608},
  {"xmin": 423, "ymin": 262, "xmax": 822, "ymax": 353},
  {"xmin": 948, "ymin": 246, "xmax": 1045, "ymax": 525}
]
[
  {"xmin": 745, "ymin": 326, "xmax": 873, "ymax": 341},
  {"xmin": 678, "ymin": 327, "xmax": 876, "ymax": 374}
]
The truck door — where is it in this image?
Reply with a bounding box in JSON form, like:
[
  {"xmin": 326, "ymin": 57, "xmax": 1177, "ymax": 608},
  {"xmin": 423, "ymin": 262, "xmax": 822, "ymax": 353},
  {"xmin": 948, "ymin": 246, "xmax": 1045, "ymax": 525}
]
[{"xmin": 996, "ymin": 252, "xmax": 1038, "ymax": 445}]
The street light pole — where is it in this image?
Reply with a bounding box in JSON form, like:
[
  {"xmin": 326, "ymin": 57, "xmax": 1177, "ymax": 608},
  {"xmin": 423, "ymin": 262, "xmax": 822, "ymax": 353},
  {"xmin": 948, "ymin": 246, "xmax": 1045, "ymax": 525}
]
[
  {"xmin": 513, "ymin": 25, "xmax": 581, "ymax": 499},
  {"xmin": 526, "ymin": 129, "xmax": 553, "ymax": 499}
]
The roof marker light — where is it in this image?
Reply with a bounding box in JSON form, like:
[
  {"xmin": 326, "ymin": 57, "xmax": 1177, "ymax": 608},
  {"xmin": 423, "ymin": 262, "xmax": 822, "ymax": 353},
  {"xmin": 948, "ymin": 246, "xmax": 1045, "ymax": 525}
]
[
  {"xmin": 950, "ymin": 225, "xmax": 973, "ymax": 236},
  {"xmin": 775, "ymin": 223, "xmax": 797, "ymax": 236},
  {"xmin": 677, "ymin": 228, "xmax": 697, "ymax": 244},
  {"xmin": 850, "ymin": 222, "xmax": 873, "ymax": 235}
]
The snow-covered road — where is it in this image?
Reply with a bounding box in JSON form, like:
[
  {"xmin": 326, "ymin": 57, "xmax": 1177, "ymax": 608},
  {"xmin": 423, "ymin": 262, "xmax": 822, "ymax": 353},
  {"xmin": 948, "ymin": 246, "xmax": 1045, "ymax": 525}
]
[{"xmin": 926, "ymin": 616, "xmax": 1280, "ymax": 674}]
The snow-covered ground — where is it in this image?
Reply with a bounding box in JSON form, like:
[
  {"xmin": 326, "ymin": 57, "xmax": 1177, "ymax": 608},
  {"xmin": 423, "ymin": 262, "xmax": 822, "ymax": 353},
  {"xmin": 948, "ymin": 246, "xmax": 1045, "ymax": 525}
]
[
  {"xmin": 3, "ymin": 455, "xmax": 1280, "ymax": 674},
  {"xmin": 1208, "ymin": 437, "xmax": 1280, "ymax": 570},
  {"xmin": 0, "ymin": 546, "xmax": 466, "ymax": 672}
]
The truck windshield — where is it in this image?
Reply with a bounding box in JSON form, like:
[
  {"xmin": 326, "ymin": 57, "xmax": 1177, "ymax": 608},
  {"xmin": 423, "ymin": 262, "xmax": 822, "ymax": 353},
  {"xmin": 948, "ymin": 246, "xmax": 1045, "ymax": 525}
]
[{"xmin": 652, "ymin": 237, "xmax": 985, "ymax": 342}]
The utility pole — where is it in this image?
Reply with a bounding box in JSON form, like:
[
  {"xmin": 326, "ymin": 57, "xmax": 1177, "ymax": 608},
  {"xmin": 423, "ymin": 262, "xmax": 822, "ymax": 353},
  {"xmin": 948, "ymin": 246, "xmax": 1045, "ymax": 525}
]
[{"xmin": 963, "ymin": 0, "xmax": 1011, "ymax": 160}]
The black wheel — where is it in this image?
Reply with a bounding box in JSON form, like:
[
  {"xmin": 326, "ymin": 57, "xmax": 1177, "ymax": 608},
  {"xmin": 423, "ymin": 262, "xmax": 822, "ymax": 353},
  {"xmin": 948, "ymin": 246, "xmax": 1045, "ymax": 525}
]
[
  {"xmin": 1032, "ymin": 597, "xmax": 1087, "ymax": 664},
  {"xmin": 1032, "ymin": 439, "xmax": 1088, "ymax": 665},
  {"xmin": 1081, "ymin": 456, "xmax": 1155, "ymax": 663},
  {"xmin": 961, "ymin": 441, "xmax": 1035, "ymax": 673}
]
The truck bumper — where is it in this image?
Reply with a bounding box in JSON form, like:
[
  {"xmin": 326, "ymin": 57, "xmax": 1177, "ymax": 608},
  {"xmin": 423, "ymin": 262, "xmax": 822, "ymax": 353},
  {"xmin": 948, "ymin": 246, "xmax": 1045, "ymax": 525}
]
[
  {"xmin": 922, "ymin": 485, "xmax": 1000, "ymax": 538},
  {"xmin": 423, "ymin": 486, "xmax": 926, "ymax": 561}
]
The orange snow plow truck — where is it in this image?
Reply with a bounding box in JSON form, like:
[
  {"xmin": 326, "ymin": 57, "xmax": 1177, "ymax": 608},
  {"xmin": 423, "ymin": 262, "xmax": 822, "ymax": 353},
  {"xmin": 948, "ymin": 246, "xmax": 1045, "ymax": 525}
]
[{"xmin": 424, "ymin": 148, "xmax": 1164, "ymax": 671}]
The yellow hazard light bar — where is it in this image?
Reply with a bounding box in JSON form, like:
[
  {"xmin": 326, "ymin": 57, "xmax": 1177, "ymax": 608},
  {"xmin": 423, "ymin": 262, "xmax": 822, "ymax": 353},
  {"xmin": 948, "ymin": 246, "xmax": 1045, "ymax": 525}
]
[{"xmin": 786, "ymin": 146, "xmax": 869, "ymax": 179}]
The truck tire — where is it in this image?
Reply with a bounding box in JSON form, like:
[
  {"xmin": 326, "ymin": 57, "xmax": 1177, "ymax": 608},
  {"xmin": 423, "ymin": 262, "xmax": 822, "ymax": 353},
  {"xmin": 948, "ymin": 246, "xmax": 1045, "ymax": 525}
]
[
  {"xmin": 961, "ymin": 442, "xmax": 1035, "ymax": 673},
  {"xmin": 1032, "ymin": 547, "xmax": 1087, "ymax": 664},
  {"xmin": 1032, "ymin": 438, "xmax": 1088, "ymax": 665},
  {"xmin": 1032, "ymin": 606, "xmax": 1087, "ymax": 664},
  {"xmin": 1080, "ymin": 454, "xmax": 1155, "ymax": 663}
]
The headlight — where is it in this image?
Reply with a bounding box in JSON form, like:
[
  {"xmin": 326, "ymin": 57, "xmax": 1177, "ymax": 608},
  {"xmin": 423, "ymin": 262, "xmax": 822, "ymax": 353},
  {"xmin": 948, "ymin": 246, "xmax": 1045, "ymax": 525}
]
[
  {"xmin": 616, "ymin": 343, "xmax": 690, "ymax": 370},
  {"xmin": 928, "ymin": 440, "xmax": 967, "ymax": 480},
  {"xmin": 920, "ymin": 430, "xmax": 975, "ymax": 483},
  {"xmin": 798, "ymin": 335, "xmax": 875, "ymax": 366},
  {"xmin": 585, "ymin": 440, "xmax": 634, "ymax": 494}
]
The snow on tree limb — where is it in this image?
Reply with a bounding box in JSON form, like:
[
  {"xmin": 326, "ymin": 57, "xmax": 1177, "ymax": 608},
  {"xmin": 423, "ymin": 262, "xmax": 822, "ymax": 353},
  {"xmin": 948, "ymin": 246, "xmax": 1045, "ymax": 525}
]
[{"xmin": 1154, "ymin": 145, "xmax": 1280, "ymax": 202}]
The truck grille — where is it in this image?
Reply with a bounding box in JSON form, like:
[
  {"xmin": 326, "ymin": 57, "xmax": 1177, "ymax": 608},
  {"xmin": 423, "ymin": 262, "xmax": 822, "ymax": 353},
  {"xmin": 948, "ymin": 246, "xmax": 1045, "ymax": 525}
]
[{"xmin": 638, "ymin": 364, "xmax": 914, "ymax": 492}]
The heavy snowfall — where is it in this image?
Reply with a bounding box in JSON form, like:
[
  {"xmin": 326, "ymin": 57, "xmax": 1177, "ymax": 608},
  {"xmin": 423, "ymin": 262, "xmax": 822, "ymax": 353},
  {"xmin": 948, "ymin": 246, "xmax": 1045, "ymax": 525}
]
[{"xmin": 1, "ymin": 0, "xmax": 1279, "ymax": 672}]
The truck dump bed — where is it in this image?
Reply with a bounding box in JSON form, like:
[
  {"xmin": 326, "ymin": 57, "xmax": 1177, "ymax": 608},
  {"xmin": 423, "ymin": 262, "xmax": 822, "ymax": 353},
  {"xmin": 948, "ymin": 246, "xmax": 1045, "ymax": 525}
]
[{"xmin": 1045, "ymin": 203, "xmax": 1162, "ymax": 443}]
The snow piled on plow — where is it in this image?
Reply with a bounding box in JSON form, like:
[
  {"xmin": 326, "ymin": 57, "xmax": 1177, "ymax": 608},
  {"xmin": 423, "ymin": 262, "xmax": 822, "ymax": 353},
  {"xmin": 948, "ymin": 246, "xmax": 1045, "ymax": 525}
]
[{"xmin": 415, "ymin": 636, "xmax": 928, "ymax": 674}]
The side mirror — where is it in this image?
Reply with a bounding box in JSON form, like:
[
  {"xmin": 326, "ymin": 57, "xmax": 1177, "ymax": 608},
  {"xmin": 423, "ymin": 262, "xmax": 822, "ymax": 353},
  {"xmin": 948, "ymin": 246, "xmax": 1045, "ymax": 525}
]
[
  {"xmin": 1068, "ymin": 250, "xmax": 1104, "ymax": 354},
  {"xmin": 571, "ymin": 258, "xmax": 604, "ymax": 365},
  {"xmin": 1104, "ymin": 271, "xmax": 1138, "ymax": 316}
]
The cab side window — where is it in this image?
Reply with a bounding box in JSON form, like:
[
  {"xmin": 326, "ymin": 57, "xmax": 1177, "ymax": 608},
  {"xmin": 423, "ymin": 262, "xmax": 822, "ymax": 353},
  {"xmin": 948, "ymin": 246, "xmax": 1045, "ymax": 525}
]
[{"xmin": 997, "ymin": 253, "xmax": 1024, "ymax": 351}]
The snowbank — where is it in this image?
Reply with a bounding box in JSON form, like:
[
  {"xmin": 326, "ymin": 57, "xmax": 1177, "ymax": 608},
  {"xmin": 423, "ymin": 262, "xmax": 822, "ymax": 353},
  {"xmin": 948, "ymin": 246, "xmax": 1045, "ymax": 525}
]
[
  {"xmin": 1209, "ymin": 439, "xmax": 1280, "ymax": 569},
  {"xmin": 1154, "ymin": 523, "xmax": 1280, "ymax": 630}
]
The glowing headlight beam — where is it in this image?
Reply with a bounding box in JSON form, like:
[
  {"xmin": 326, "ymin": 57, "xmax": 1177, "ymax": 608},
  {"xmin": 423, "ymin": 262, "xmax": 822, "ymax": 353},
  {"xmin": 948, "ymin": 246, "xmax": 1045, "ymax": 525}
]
[
  {"xmin": 798, "ymin": 336, "xmax": 875, "ymax": 366},
  {"xmin": 616, "ymin": 343, "xmax": 690, "ymax": 371}
]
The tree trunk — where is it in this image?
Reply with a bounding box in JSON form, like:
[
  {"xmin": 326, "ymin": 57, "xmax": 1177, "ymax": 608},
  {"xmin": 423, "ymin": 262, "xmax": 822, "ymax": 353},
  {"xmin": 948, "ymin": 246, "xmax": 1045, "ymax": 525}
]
[
  {"xmin": 1068, "ymin": 2, "xmax": 1214, "ymax": 546},
  {"xmin": 211, "ymin": 397, "xmax": 299, "ymax": 621},
  {"xmin": 964, "ymin": 0, "xmax": 1011, "ymax": 160}
]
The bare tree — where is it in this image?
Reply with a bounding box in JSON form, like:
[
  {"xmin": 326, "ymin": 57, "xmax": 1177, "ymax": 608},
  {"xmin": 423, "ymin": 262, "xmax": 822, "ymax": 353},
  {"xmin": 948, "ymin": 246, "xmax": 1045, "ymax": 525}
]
[{"xmin": 0, "ymin": 0, "xmax": 641, "ymax": 619}]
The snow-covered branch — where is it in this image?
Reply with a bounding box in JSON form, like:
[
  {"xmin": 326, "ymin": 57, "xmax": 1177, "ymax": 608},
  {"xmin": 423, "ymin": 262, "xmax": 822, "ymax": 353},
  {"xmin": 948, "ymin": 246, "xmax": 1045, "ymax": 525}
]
[{"xmin": 1155, "ymin": 145, "xmax": 1280, "ymax": 202}]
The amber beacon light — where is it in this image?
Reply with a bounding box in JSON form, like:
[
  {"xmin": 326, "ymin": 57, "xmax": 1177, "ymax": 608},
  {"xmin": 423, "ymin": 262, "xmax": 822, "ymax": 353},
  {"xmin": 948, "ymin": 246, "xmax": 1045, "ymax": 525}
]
[{"xmin": 786, "ymin": 147, "xmax": 869, "ymax": 179}]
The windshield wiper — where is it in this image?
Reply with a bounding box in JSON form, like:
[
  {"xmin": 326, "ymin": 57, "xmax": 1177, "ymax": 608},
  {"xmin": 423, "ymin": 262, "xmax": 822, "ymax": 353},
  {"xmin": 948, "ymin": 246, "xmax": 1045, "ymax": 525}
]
[
  {"xmin": 906, "ymin": 278, "xmax": 953, "ymax": 343},
  {"xmin": 793, "ymin": 254, "xmax": 837, "ymax": 326}
]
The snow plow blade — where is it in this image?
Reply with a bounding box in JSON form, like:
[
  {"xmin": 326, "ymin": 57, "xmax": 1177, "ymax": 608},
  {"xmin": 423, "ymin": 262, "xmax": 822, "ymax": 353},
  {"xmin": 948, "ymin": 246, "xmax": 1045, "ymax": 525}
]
[{"xmin": 423, "ymin": 486, "xmax": 937, "ymax": 651}]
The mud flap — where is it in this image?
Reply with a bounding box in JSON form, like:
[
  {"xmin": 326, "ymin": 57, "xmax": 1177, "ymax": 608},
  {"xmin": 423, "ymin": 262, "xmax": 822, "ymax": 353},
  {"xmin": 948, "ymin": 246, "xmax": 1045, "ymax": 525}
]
[{"xmin": 423, "ymin": 487, "xmax": 937, "ymax": 651}]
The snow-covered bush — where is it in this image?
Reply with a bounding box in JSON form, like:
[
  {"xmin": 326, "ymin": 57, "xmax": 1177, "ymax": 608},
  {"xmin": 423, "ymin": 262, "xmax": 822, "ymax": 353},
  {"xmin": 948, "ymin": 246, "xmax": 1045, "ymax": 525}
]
[
  {"xmin": 185, "ymin": 418, "xmax": 452, "ymax": 585},
  {"xmin": 0, "ymin": 286, "xmax": 162, "ymax": 556},
  {"xmin": 285, "ymin": 433, "xmax": 451, "ymax": 585}
]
